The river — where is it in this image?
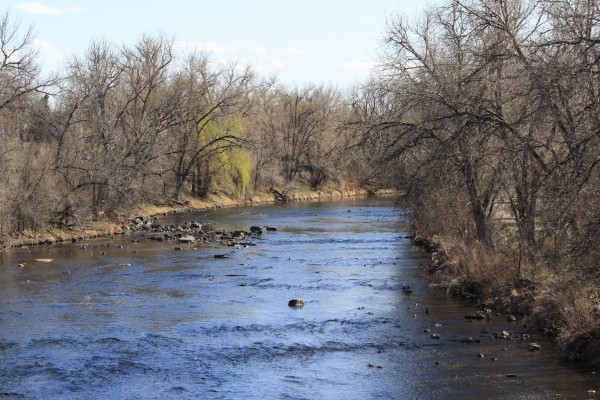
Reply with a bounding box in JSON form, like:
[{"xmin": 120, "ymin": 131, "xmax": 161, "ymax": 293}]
[{"xmin": 0, "ymin": 198, "xmax": 598, "ymax": 399}]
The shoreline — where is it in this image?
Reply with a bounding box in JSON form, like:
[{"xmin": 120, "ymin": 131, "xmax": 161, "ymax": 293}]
[
  {"xmin": 2, "ymin": 188, "xmax": 399, "ymax": 250},
  {"xmin": 413, "ymin": 236, "xmax": 600, "ymax": 365}
]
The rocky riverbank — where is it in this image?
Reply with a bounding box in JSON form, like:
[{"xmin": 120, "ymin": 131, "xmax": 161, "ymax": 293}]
[
  {"xmin": 413, "ymin": 235, "xmax": 600, "ymax": 365},
  {"xmin": 1, "ymin": 187, "xmax": 399, "ymax": 251}
]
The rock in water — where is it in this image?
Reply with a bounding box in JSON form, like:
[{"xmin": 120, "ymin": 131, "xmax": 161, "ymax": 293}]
[
  {"xmin": 178, "ymin": 235, "xmax": 197, "ymax": 244},
  {"xmin": 528, "ymin": 343, "xmax": 542, "ymax": 352},
  {"xmin": 288, "ymin": 299, "xmax": 304, "ymax": 307}
]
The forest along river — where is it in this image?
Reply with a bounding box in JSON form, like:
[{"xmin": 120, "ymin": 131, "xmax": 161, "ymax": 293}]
[{"xmin": 0, "ymin": 198, "xmax": 598, "ymax": 399}]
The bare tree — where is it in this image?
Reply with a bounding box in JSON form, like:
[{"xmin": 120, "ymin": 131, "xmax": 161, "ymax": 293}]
[
  {"xmin": 0, "ymin": 12, "xmax": 57, "ymax": 112},
  {"xmin": 53, "ymin": 35, "xmax": 178, "ymax": 214},
  {"xmin": 366, "ymin": 1, "xmax": 516, "ymax": 247},
  {"xmin": 0, "ymin": 12, "xmax": 58, "ymax": 244},
  {"xmin": 261, "ymin": 84, "xmax": 343, "ymax": 186}
]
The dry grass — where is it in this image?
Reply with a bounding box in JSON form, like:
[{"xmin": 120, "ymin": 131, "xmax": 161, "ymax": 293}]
[
  {"xmin": 526, "ymin": 282, "xmax": 600, "ymax": 362},
  {"xmin": 432, "ymin": 239, "xmax": 519, "ymax": 298},
  {"xmin": 429, "ymin": 237, "xmax": 600, "ymax": 362}
]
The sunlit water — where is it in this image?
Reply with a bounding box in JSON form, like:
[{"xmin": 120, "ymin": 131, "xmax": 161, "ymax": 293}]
[{"xmin": 0, "ymin": 198, "xmax": 598, "ymax": 399}]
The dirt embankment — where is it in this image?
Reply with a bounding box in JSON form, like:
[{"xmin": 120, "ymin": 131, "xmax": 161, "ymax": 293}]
[{"xmin": 3, "ymin": 188, "xmax": 399, "ymax": 250}]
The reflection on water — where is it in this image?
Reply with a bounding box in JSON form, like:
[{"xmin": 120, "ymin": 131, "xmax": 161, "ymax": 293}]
[{"xmin": 0, "ymin": 198, "xmax": 598, "ymax": 399}]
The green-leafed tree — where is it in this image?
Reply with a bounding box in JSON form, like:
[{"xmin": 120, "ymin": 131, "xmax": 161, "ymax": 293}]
[{"xmin": 191, "ymin": 114, "xmax": 252, "ymax": 199}]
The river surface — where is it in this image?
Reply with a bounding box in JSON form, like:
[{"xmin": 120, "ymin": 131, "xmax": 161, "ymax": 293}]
[{"xmin": 0, "ymin": 198, "xmax": 598, "ymax": 399}]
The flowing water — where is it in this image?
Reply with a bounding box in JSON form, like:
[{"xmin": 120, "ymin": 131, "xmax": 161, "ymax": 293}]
[{"xmin": 0, "ymin": 198, "xmax": 598, "ymax": 399}]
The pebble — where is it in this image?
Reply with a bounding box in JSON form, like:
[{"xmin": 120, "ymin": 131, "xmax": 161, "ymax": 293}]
[{"xmin": 528, "ymin": 343, "xmax": 542, "ymax": 352}]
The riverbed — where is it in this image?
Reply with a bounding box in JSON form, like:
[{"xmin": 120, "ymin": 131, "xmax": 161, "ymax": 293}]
[{"xmin": 0, "ymin": 198, "xmax": 597, "ymax": 399}]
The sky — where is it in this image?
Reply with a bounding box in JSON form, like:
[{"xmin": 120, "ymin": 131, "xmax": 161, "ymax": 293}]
[{"xmin": 5, "ymin": 0, "xmax": 432, "ymax": 88}]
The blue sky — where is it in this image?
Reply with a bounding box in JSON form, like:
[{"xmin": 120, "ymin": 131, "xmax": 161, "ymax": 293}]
[{"xmin": 7, "ymin": 1, "xmax": 431, "ymax": 88}]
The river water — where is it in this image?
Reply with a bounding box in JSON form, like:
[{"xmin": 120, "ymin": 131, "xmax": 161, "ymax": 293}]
[{"xmin": 0, "ymin": 198, "xmax": 598, "ymax": 399}]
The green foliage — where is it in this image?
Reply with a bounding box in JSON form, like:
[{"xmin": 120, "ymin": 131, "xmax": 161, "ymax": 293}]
[{"xmin": 201, "ymin": 114, "xmax": 252, "ymax": 199}]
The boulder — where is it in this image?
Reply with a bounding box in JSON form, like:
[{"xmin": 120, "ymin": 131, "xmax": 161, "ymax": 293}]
[
  {"xmin": 288, "ymin": 299, "xmax": 304, "ymax": 307},
  {"xmin": 465, "ymin": 312, "xmax": 487, "ymax": 320},
  {"xmin": 132, "ymin": 216, "xmax": 147, "ymax": 225},
  {"xmin": 151, "ymin": 220, "xmax": 162, "ymax": 229},
  {"xmin": 178, "ymin": 235, "xmax": 197, "ymax": 244},
  {"xmin": 250, "ymin": 226, "xmax": 263, "ymax": 235}
]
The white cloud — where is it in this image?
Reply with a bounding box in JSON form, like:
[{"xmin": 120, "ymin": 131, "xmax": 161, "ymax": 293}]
[
  {"xmin": 15, "ymin": 2, "xmax": 83, "ymax": 15},
  {"xmin": 338, "ymin": 61, "xmax": 374, "ymax": 74},
  {"xmin": 281, "ymin": 47, "xmax": 308, "ymax": 55},
  {"xmin": 33, "ymin": 38, "xmax": 61, "ymax": 64},
  {"xmin": 249, "ymin": 46, "xmax": 268, "ymax": 54},
  {"xmin": 174, "ymin": 41, "xmax": 235, "ymax": 53}
]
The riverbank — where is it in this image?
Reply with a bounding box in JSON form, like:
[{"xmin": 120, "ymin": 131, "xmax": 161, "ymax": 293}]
[
  {"xmin": 415, "ymin": 236, "xmax": 600, "ymax": 365},
  {"xmin": 1, "ymin": 187, "xmax": 399, "ymax": 250}
]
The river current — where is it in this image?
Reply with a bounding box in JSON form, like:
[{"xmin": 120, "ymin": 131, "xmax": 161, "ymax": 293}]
[{"xmin": 0, "ymin": 198, "xmax": 598, "ymax": 399}]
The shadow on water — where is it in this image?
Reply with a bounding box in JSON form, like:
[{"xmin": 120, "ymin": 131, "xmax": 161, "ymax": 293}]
[{"xmin": 0, "ymin": 198, "xmax": 598, "ymax": 399}]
